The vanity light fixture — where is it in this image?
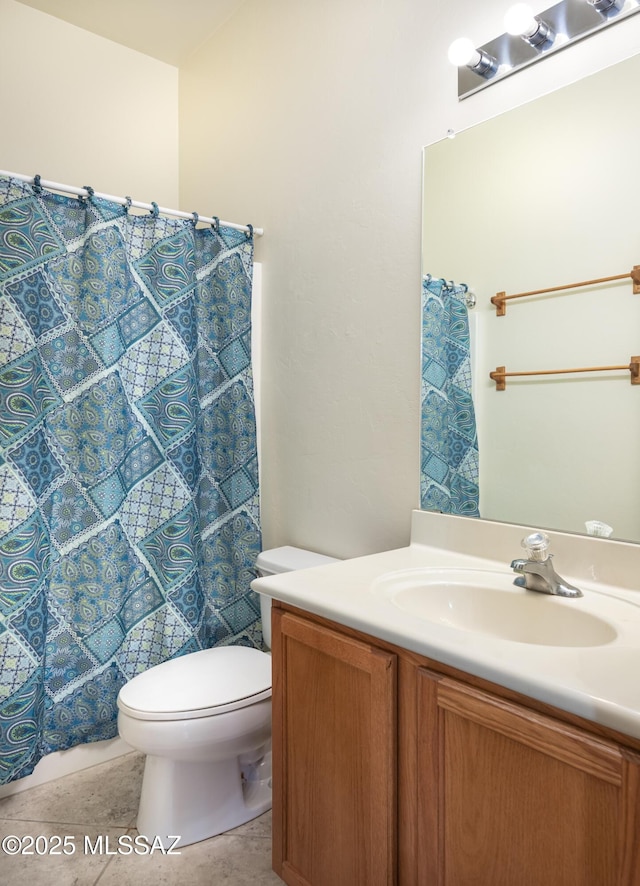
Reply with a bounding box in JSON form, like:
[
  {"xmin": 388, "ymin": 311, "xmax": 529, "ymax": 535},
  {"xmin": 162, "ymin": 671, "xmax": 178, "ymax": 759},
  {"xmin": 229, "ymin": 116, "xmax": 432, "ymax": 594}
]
[{"xmin": 451, "ymin": 0, "xmax": 640, "ymax": 100}]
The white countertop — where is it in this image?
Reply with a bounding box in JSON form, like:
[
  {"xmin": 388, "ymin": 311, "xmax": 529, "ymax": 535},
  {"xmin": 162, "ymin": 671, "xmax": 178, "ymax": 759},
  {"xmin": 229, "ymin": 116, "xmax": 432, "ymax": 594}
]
[{"xmin": 252, "ymin": 511, "xmax": 640, "ymax": 741}]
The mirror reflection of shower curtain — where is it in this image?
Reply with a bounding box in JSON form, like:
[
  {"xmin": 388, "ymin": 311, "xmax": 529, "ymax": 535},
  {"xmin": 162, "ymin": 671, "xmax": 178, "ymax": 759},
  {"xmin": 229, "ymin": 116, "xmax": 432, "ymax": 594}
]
[
  {"xmin": 0, "ymin": 175, "xmax": 261, "ymax": 784},
  {"xmin": 421, "ymin": 275, "xmax": 479, "ymax": 516}
]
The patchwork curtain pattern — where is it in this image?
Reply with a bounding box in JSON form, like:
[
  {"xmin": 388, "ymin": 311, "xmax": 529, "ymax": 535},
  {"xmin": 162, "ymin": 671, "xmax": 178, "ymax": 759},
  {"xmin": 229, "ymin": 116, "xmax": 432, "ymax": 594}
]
[
  {"xmin": 421, "ymin": 275, "xmax": 480, "ymax": 516},
  {"xmin": 0, "ymin": 175, "xmax": 261, "ymax": 784}
]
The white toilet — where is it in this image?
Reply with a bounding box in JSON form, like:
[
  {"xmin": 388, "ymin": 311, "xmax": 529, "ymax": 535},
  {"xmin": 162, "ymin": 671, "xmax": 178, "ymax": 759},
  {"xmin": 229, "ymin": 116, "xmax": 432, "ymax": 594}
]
[{"xmin": 117, "ymin": 546, "xmax": 337, "ymax": 847}]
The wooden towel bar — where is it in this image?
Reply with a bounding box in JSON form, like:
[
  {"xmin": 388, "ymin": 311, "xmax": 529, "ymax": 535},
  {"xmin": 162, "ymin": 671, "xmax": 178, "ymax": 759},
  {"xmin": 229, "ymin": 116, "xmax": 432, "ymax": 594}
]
[
  {"xmin": 490, "ymin": 357, "xmax": 640, "ymax": 390},
  {"xmin": 492, "ymin": 266, "xmax": 640, "ymax": 316}
]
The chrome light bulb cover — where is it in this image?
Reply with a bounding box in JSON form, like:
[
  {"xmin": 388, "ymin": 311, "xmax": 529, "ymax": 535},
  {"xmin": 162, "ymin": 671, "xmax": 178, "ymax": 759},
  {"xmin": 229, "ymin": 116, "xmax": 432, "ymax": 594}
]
[
  {"xmin": 588, "ymin": 0, "xmax": 624, "ymax": 13},
  {"xmin": 523, "ymin": 18, "xmax": 554, "ymax": 47}
]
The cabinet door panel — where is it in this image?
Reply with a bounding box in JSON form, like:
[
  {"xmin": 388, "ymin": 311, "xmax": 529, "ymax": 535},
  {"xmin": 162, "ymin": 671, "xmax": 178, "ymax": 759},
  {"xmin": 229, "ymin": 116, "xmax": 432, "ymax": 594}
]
[
  {"xmin": 417, "ymin": 669, "xmax": 640, "ymax": 886},
  {"xmin": 272, "ymin": 610, "xmax": 397, "ymax": 886}
]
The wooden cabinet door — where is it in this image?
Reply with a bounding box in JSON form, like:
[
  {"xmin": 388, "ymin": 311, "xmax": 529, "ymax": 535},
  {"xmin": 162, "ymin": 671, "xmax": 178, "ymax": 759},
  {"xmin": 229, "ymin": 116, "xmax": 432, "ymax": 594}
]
[
  {"xmin": 417, "ymin": 669, "xmax": 640, "ymax": 886},
  {"xmin": 272, "ymin": 609, "xmax": 397, "ymax": 886}
]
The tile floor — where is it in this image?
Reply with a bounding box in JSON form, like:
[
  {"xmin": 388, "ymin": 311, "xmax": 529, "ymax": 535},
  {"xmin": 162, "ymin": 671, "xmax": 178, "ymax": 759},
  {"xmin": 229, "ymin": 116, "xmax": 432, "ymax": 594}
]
[{"xmin": 0, "ymin": 752, "xmax": 282, "ymax": 886}]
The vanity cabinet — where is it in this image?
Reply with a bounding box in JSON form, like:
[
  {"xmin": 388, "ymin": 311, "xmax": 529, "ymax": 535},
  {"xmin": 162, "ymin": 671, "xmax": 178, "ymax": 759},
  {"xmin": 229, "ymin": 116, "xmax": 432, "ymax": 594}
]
[
  {"xmin": 271, "ymin": 602, "xmax": 640, "ymax": 886},
  {"xmin": 271, "ymin": 608, "xmax": 397, "ymax": 886},
  {"xmin": 417, "ymin": 670, "xmax": 640, "ymax": 886}
]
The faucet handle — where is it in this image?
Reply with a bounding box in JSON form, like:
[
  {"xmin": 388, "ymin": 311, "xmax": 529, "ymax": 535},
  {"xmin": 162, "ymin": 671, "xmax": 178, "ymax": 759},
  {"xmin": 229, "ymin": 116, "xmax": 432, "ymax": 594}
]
[{"xmin": 521, "ymin": 531, "xmax": 551, "ymax": 562}]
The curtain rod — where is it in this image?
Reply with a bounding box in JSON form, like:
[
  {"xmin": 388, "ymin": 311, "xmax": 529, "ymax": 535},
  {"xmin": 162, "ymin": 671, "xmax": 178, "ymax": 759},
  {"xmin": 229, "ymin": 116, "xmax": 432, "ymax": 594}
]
[{"xmin": 0, "ymin": 170, "xmax": 263, "ymax": 237}]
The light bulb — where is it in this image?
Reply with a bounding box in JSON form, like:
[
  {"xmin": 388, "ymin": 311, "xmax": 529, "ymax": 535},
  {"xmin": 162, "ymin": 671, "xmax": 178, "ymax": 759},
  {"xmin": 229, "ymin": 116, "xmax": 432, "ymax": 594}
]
[
  {"xmin": 447, "ymin": 37, "xmax": 480, "ymax": 68},
  {"xmin": 447, "ymin": 38, "xmax": 498, "ymax": 77},
  {"xmin": 504, "ymin": 3, "xmax": 539, "ymax": 37}
]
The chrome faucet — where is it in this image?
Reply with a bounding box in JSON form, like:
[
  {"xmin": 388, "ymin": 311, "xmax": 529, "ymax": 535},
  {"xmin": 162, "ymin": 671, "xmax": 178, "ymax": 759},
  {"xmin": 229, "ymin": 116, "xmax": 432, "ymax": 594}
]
[{"xmin": 510, "ymin": 532, "xmax": 583, "ymax": 598}]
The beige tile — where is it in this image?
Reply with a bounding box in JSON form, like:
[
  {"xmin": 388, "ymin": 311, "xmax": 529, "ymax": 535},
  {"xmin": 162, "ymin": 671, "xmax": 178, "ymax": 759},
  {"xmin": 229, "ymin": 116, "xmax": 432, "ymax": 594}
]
[
  {"xmin": 0, "ymin": 820, "xmax": 128, "ymax": 886},
  {"xmin": 0, "ymin": 755, "xmax": 281, "ymax": 884},
  {"xmin": 0, "ymin": 752, "xmax": 144, "ymax": 828},
  {"xmin": 225, "ymin": 810, "xmax": 272, "ymax": 839},
  {"xmin": 98, "ymin": 831, "xmax": 282, "ymax": 886}
]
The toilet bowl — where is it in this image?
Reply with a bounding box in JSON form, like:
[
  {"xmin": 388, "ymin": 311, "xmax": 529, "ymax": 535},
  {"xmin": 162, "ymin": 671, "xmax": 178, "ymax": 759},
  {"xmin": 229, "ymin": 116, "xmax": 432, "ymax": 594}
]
[{"xmin": 117, "ymin": 546, "xmax": 337, "ymax": 847}]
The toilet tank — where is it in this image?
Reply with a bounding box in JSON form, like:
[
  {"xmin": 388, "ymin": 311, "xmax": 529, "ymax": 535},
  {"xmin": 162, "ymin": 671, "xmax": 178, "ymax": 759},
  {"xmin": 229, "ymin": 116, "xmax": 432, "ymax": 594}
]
[{"xmin": 255, "ymin": 546, "xmax": 339, "ymax": 648}]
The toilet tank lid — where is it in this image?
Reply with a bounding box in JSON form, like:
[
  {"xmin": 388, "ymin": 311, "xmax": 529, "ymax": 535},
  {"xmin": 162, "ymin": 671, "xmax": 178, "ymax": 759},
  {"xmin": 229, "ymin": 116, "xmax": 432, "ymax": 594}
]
[{"xmin": 256, "ymin": 545, "xmax": 339, "ymax": 575}]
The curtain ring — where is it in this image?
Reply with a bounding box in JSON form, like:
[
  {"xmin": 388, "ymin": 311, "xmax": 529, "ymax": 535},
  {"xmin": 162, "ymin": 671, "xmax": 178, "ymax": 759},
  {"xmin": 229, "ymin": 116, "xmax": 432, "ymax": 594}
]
[
  {"xmin": 244, "ymin": 223, "xmax": 254, "ymax": 240},
  {"xmin": 123, "ymin": 195, "xmax": 132, "ymax": 215},
  {"xmin": 32, "ymin": 174, "xmax": 43, "ymax": 195},
  {"xmin": 191, "ymin": 211, "xmax": 199, "ymax": 227},
  {"xmin": 211, "ymin": 216, "xmax": 220, "ymax": 233},
  {"xmin": 78, "ymin": 185, "xmax": 94, "ymax": 206},
  {"xmin": 150, "ymin": 201, "xmax": 159, "ymax": 218}
]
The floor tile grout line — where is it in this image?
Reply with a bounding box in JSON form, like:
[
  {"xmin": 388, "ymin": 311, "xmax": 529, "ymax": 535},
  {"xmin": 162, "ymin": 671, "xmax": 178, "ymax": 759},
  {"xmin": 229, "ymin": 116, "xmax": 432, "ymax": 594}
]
[
  {"xmin": 224, "ymin": 833, "xmax": 273, "ymax": 840},
  {"xmin": 0, "ymin": 816, "xmax": 135, "ymax": 829},
  {"xmin": 0, "ymin": 815, "xmax": 272, "ymax": 838},
  {"xmin": 92, "ymin": 844, "xmax": 121, "ymax": 886},
  {"xmin": 0, "ymin": 810, "xmax": 127, "ymax": 823},
  {"xmin": 84, "ymin": 825, "xmax": 138, "ymax": 886}
]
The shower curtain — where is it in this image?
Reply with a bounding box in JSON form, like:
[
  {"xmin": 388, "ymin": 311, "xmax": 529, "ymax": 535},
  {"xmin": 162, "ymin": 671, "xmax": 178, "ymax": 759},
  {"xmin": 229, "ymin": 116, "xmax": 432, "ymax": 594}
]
[
  {"xmin": 0, "ymin": 175, "xmax": 261, "ymax": 784},
  {"xmin": 421, "ymin": 275, "xmax": 479, "ymax": 516}
]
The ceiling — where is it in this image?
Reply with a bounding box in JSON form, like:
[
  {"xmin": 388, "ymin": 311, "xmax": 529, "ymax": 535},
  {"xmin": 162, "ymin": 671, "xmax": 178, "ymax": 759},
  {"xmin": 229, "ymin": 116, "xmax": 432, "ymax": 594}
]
[{"xmin": 15, "ymin": 0, "xmax": 246, "ymax": 66}]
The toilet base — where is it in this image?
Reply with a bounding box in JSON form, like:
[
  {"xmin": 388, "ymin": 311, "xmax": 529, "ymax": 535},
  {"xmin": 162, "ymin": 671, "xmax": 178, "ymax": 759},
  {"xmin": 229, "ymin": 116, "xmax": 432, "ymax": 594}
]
[{"xmin": 136, "ymin": 751, "xmax": 272, "ymax": 847}]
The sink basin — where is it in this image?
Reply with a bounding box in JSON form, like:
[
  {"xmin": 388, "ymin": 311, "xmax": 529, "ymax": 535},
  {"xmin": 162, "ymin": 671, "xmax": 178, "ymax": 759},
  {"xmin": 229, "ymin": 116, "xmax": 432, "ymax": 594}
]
[{"xmin": 371, "ymin": 568, "xmax": 618, "ymax": 647}]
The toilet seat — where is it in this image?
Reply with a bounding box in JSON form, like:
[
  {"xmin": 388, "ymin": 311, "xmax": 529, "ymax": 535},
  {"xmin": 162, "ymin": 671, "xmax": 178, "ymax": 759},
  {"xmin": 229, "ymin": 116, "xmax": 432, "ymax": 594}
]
[{"xmin": 117, "ymin": 646, "xmax": 272, "ymax": 721}]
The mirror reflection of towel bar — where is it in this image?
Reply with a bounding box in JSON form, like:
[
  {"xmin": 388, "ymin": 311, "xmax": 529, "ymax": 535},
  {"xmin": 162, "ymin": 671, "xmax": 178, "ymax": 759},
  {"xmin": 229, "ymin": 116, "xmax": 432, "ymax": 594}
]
[
  {"xmin": 490, "ymin": 357, "xmax": 640, "ymax": 391},
  {"xmin": 492, "ymin": 266, "xmax": 640, "ymax": 316}
]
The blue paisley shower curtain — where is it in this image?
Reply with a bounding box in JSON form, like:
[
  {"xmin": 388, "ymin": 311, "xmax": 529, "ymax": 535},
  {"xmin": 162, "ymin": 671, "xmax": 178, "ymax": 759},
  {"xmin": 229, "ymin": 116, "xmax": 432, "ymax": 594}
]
[
  {"xmin": 0, "ymin": 175, "xmax": 261, "ymax": 784},
  {"xmin": 421, "ymin": 275, "xmax": 480, "ymax": 516}
]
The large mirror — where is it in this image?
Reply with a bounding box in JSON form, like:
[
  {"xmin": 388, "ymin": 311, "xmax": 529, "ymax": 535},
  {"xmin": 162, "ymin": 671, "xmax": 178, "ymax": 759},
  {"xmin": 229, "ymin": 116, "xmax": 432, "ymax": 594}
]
[{"xmin": 422, "ymin": 52, "xmax": 640, "ymax": 543}]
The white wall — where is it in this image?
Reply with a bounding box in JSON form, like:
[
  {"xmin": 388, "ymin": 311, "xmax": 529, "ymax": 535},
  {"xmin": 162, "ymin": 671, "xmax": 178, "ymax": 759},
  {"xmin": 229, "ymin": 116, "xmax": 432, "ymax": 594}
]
[
  {"xmin": 0, "ymin": 0, "xmax": 179, "ymax": 205},
  {"xmin": 179, "ymin": 0, "xmax": 432, "ymax": 557},
  {"xmin": 179, "ymin": 0, "xmax": 640, "ymax": 559}
]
